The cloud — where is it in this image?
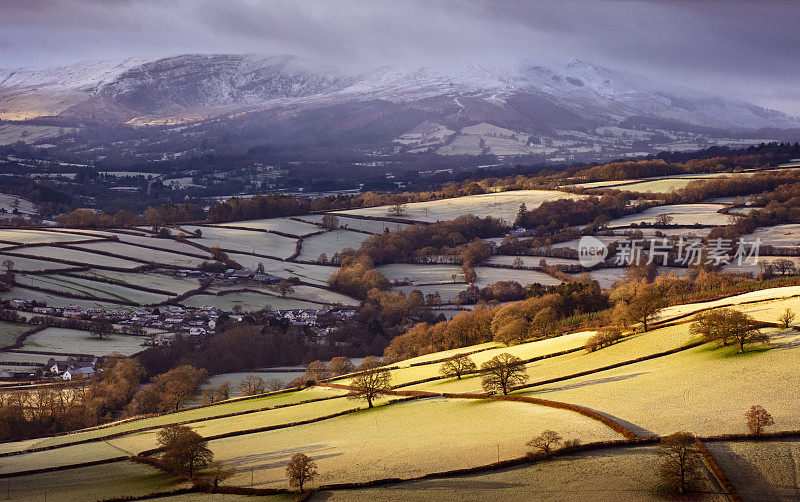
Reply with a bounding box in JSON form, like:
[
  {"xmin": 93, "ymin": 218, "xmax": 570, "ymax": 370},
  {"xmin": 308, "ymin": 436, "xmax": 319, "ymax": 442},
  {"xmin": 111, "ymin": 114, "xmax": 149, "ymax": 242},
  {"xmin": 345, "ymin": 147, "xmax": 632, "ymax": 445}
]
[{"xmin": 0, "ymin": 0, "xmax": 798, "ymax": 114}]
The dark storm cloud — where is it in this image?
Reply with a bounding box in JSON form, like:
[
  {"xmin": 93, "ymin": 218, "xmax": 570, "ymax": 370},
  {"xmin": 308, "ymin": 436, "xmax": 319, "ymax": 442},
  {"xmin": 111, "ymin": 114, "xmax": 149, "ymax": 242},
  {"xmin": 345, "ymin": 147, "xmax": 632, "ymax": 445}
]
[{"xmin": 1, "ymin": 0, "xmax": 798, "ymax": 114}]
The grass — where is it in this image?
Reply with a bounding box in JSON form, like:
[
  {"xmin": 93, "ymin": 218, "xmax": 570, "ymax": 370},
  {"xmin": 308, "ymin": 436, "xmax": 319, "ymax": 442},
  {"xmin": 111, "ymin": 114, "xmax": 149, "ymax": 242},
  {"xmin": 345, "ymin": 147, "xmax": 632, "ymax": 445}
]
[
  {"xmin": 3, "ymin": 460, "xmax": 181, "ymax": 502},
  {"xmin": 211, "ymin": 397, "xmax": 620, "ymax": 489},
  {"xmin": 0, "ymin": 320, "xmax": 33, "ymax": 349},
  {"xmin": 335, "ymin": 190, "xmax": 584, "ymax": 224},
  {"xmin": 21, "ymin": 327, "xmax": 146, "ymax": 357},
  {"xmin": 5, "ymin": 387, "xmax": 348, "ymax": 454},
  {"xmin": 520, "ymin": 333, "xmax": 800, "ymax": 436}
]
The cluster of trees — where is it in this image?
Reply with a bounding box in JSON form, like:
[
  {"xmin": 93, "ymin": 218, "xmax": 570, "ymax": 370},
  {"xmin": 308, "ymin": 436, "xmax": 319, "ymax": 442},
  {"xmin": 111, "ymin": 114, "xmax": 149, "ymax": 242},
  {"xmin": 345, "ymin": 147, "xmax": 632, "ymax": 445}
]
[
  {"xmin": 690, "ymin": 309, "xmax": 769, "ymax": 353},
  {"xmin": 126, "ymin": 365, "xmax": 208, "ymax": 415},
  {"xmin": 514, "ymin": 193, "xmax": 644, "ymax": 234},
  {"xmin": 357, "ymin": 215, "xmax": 504, "ymax": 265},
  {"xmin": 456, "ymin": 281, "xmax": 528, "ymax": 304},
  {"xmin": 584, "ymin": 328, "xmax": 623, "ymax": 352},
  {"xmin": 56, "ymin": 203, "xmax": 202, "ymax": 228},
  {"xmin": 385, "ymin": 277, "xmax": 609, "ymax": 361},
  {"xmin": 0, "ymin": 357, "xmax": 144, "ymax": 441},
  {"xmin": 207, "ymin": 193, "xmax": 312, "ymax": 223}
]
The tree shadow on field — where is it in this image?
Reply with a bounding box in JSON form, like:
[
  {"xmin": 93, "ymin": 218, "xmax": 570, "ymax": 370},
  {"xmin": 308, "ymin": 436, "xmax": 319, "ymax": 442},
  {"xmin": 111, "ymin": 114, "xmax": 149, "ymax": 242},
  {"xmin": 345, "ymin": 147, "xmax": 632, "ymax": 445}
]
[
  {"xmin": 581, "ymin": 407, "xmax": 657, "ymax": 438},
  {"xmin": 766, "ymin": 329, "xmax": 800, "ymax": 349},
  {"xmin": 226, "ymin": 444, "xmax": 341, "ymax": 471},
  {"xmin": 534, "ymin": 372, "xmax": 650, "ymax": 394},
  {"xmin": 706, "ymin": 442, "xmax": 785, "ymax": 501}
]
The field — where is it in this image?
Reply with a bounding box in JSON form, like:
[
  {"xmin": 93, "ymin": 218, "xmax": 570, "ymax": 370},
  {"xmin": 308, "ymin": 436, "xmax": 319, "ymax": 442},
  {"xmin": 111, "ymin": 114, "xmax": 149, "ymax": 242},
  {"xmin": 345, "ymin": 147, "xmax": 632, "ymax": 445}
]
[
  {"xmin": 707, "ymin": 439, "xmax": 800, "ymax": 500},
  {"xmin": 0, "ymin": 320, "xmax": 32, "ymax": 348},
  {"xmin": 319, "ymin": 445, "xmax": 722, "ymax": 501},
  {"xmin": 297, "ymin": 229, "xmax": 369, "ymax": 261},
  {"xmin": 5, "ymin": 461, "xmax": 179, "ymax": 502},
  {"xmin": 213, "ymin": 398, "xmax": 621, "ymax": 488},
  {"xmin": 300, "ymin": 214, "xmax": 408, "ymax": 234},
  {"xmin": 212, "ymin": 217, "xmax": 322, "ymax": 236},
  {"xmin": 472, "ymin": 267, "xmax": 561, "ymax": 288},
  {"xmin": 335, "ymin": 190, "xmax": 584, "ymax": 224},
  {"xmin": 377, "ymin": 263, "xmax": 465, "ymax": 284},
  {"xmin": 13, "ymin": 246, "xmax": 141, "ymax": 269},
  {"xmin": 486, "ymin": 255, "xmax": 581, "ymax": 267},
  {"xmin": 0, "ymin": 229, "xmax": 93, "ymax": 244},
  {"xmin": 604, "ymin": 203, "xmax": 732, "ymax": 227},
  {"xmin": 15, "ymin": 274, "xmax": 169, "ymax": 304},
  {"xmin": 180, "ymin": 225, "xmax": 298, "ymax": 259},
  {"xmin": 741, "ymin": 224, "xmax": 800, "ymax": 247},
  {"xmin": 21, "ymin": 326, "xmax": 146, "ymax": 357},
  {"xmin": 181, "ymin": 292, "xmax": 320, "ymax": 311}
]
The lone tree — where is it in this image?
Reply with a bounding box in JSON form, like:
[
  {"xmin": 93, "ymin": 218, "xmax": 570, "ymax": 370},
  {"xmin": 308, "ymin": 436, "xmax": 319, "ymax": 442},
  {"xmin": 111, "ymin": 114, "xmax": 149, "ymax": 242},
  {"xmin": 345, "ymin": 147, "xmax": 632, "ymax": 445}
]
[
  {"xmin": 480, "ymin": 353, "xmax": 528, "ymax": 395},
  {"xmin": 440, "ymin": 354, "xmax": 477, "ymax": 380},
  {"xmin": 657, "ymin": 432, "xmax": 702, "ymax": 495},
  {"xmin": 746, "ymin": 405, "xmax": 774, "ymax": 435},
  {"xmin": 527, "ymin": 430, "xmax": 562, "ymax": 457},
  {"xmin": 238, "ymin": 375, "xmax": 267, "ymax": 396},
  {"xmin": 90, "ymin": 317, "xmax": 114, "ymax": 340},
  {"xmin": 321, "ymin": 214, "xmax": 339, "ymax": 229},
  {"xmin": 157, "ymin": 425, "xmax": 214, "ymax": 477},
  {"xmin": 386, "ymin": 199, "xmax": 408, "ymax": 217},
  {"xmin": 277, "ymin": 279, "xmax": 295, "ymax": 298},
  {"xmin": 778, "ymin": 308, "xmax": 796, "ymax": 329},
  {"xmin": 286, "ymin": 453, "xmax": 318, "ymax": 492},
  {"xmin": 347, "ymin": 361, "xmax": 391, "ymax": 408}
]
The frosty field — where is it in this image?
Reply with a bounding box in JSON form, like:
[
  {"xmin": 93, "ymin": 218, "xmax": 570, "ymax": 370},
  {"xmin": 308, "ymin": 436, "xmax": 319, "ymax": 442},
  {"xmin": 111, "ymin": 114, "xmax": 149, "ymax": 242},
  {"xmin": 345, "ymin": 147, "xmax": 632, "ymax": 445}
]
[
  {"xmin": 604, "ymin": 203, "xmax": 732, "ymax": 227},
  {"xmin": 335, "ymin": 190, "xmax": 584, "ymax": 224},
  {"xmin": 213, "ymin": 397, "xmax": 621, "ymax": 488},
  {"xmin": 22, "ymin": 326, "xmax": 146, "ymax": 357}
]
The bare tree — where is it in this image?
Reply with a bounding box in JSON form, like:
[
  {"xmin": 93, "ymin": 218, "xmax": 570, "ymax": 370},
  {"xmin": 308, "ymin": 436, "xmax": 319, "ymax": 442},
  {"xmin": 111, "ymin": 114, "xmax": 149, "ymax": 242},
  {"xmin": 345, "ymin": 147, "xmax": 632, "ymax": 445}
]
[
  {"xmin": 265, "ymin": 377, "xmax": 285, "ymax": 392},
  {"xmin": 278, "ymin": 279, "xmax": 295, "ymax": 298},
  {"xmin": 527, "ymin": 430, "xmax": 562, "ymax": 457},
  {"xmin": 347, "ymin": 364, "xmax": 391, "ymax": 408},
  {"xmin": 304, "ymin": 360, "xmax": 331, "ymax": 382},
  {"xmin": 386, "ymin": 200, "xmax": 408, "ymax": 217},
  {"xmin": 512, "ymin": 256, "xmax": 524, "ymax": 268},
  {"xmin": 286, "ymin": 453, "xmax": 318, "ymax": 492},
  {"xmin": 439, "ymin": 354, "xmax": 477, "ymax": 380},
  {"xmin": 778, "ymin": 308, "xmax": 795, "ymax": 329},
  {"xmin": 238, "ymin": 375, "xmax": 267, "ymax": 396},
  {"xmin": 746, "ymin": 405, "xmax": 774, "ymax": 435},
  {"xmin": 657, "ymin": 432, "xmax": 702, "ymax": 495},
  {"xmin": 157, "ymin": 425, "xmax": 214, "ymax": 477},
  {"xmin": 480, "ymin": 353, "xmax": 528, "ymax": 395},
  {"xmin": 327, "ymin": 357, "xmax": 355, "ymax": 376},
  {"xmin": 771, "ymin": 258, "xmax": 797, "ymax": 276}
]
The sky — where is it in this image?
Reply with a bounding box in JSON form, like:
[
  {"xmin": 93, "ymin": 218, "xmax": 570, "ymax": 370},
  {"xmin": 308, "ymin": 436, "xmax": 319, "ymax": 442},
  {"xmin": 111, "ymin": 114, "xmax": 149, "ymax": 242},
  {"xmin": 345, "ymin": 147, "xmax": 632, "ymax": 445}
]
[{"xmin": 1, "ymin": 0, "xmax": 799, "ymax": 114}]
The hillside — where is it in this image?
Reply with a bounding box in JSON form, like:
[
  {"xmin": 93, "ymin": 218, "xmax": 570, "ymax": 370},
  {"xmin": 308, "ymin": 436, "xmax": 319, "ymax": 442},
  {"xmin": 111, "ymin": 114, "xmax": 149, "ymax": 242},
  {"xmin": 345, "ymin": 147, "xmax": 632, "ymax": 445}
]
[
  {"xmin": 1, "ymin": 285, "xmax": 799, "ymax": 500},
  {"xmin": 2, "ymin": 55, "xmax": 797, "ymax": 160}
]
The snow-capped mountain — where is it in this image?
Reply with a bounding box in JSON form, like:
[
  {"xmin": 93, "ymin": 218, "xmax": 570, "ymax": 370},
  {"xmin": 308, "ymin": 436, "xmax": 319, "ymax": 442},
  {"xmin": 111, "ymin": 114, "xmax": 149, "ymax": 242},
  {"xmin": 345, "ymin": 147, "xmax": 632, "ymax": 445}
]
[{"xmin": 1, "ymin": 54, "xmax": 797, "ymax": 136}]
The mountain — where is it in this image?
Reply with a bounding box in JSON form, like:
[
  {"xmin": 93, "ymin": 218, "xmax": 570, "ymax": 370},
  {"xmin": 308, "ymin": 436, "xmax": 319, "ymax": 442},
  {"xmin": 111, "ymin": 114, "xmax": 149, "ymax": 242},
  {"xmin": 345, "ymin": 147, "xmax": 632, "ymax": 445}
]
[{"xmin": 1, "ymin": 54, "xmax": 798, "ymax": 157}]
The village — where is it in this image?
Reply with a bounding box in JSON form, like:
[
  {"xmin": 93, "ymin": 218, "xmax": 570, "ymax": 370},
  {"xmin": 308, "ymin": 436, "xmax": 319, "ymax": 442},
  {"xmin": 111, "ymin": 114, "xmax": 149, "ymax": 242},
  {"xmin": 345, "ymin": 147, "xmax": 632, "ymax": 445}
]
[{"xmin": 0, "ymin": 297, "xmax": 357, "ymax": 381}]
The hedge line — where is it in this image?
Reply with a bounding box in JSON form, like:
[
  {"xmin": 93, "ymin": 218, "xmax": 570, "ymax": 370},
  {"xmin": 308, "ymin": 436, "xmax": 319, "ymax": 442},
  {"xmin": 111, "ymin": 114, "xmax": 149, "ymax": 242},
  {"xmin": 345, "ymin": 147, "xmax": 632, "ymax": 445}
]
[
  {"xmin": 0, "ymin": 455, "xmax": 129, "ymax": 479},
  {"xmin": 61, "ymin": 271, "xmax": 177, "ymax": 297},
  {"xmin": 0, "ymin": 250, "xmax": 145, "ymax": 272},
  {"xmin": 1, "ymin": 323, "xmax": 48, "ymax": 351},
  {"xmin": 0, "ymin": 393, "xmax": 344, "ymax": 458},
  {"xmin": 11, "ymin": 282, "xmax": 137, "ymax": 306},
  {"xmin": 138, "ymin": 396, "xmax": 423, "ymax": 457},
  {"xmin": 695, "ymin": 438, "xmax": 742, "ymax": 502}
]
